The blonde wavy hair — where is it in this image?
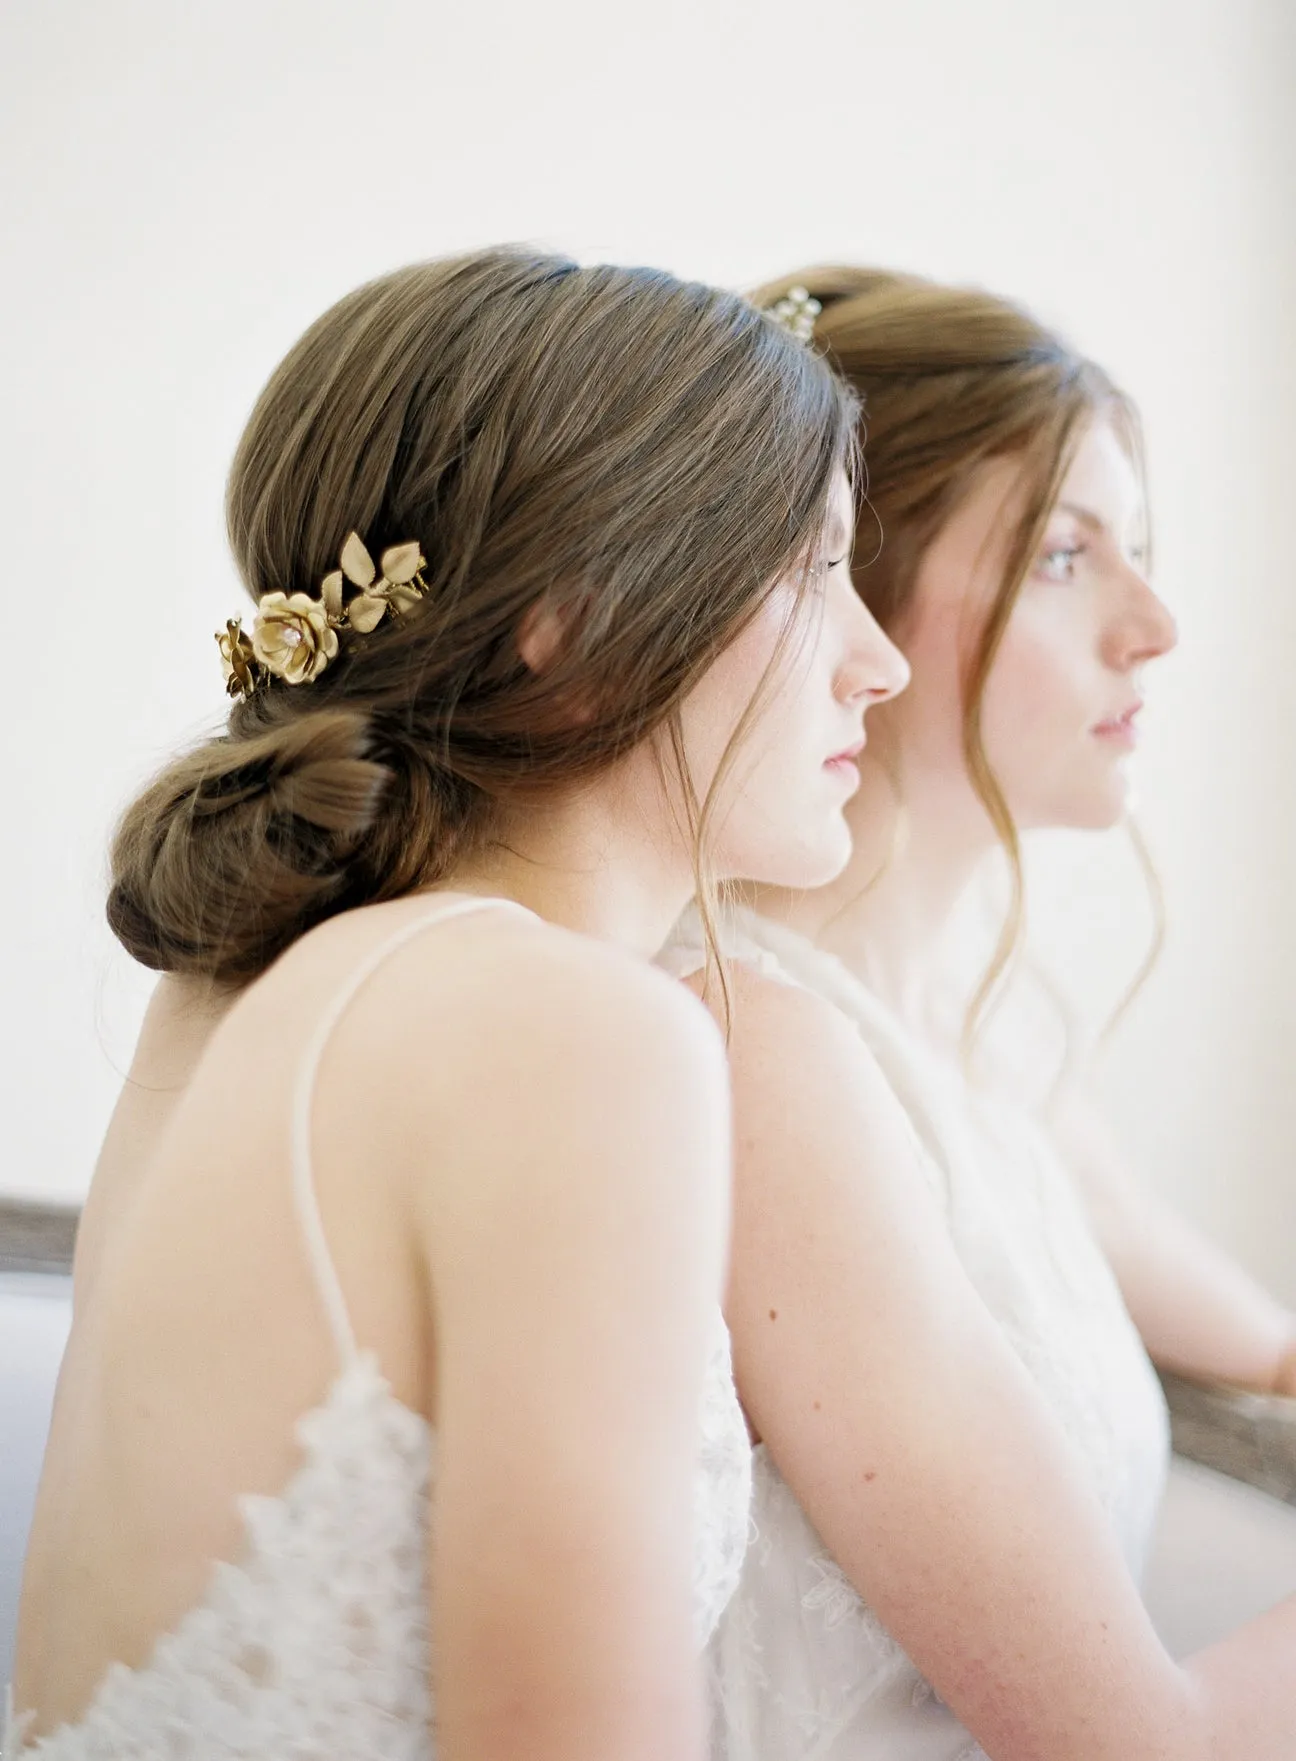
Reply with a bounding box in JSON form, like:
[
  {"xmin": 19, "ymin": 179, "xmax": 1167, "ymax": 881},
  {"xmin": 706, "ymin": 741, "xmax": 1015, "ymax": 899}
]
[{"xmin": 753, "ymin": 265, "xmax": 1159, "ymax": 1056}]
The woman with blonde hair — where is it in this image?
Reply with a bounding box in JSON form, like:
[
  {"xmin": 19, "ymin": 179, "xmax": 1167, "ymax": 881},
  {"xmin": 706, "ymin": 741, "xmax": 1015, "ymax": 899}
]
[
  {"xmin": 670, "ymin": 268, "xmax": 1296, "ymax": 1759},
  {"xmin": 7, "ymin": 248, "xmax": 909, "ymax": 1761}
]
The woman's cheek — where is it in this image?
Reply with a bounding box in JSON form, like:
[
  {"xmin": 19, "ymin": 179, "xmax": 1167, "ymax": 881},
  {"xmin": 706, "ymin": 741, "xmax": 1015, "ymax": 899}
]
[{"xmin": 983, "ymin": 624, "xmax": 1087, "ymax": 756}]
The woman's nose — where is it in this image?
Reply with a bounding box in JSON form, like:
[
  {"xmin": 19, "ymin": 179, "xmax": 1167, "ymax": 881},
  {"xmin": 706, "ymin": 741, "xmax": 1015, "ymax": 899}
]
[
  {"xmin": 839, "ymin": 602, "xmax": 910, "ymax": 705},
  {"xmin": 852, "ymin": 605, "xmax": 908, "ymax": 700},
  {"xmin": 1107, "ymin": 565, "xmax": 1178, "ymax": 670}
]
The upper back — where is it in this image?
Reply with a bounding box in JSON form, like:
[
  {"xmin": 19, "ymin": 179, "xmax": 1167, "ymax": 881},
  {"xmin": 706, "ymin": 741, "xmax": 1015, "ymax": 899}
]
[
  {"xmin": 14, "ymin": 891, "xmax": 732, "ymax": 1745},
  {"xmin": 71, "ymin": 974, "xmax": 233, "ymax": 1312}
]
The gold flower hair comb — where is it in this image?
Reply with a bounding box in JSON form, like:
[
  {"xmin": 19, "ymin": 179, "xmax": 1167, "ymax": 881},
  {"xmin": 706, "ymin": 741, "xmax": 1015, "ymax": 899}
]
[
  {"xmin": 763, "ymin": 285, "xmax": 822, "ymax": 344},
  {"xmin": 217, "ymin": 532, "xmax": 428, "ymax": 700}
]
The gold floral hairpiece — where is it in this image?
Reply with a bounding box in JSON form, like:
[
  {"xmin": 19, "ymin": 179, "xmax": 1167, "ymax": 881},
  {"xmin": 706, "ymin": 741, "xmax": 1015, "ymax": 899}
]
[
  {"xmin": 216, "ymin": 531, "xmax": 428, "ymax": 700},
  {"xmin": 763, "ymin": 285, "xmax": 822, "ymax": 345}
]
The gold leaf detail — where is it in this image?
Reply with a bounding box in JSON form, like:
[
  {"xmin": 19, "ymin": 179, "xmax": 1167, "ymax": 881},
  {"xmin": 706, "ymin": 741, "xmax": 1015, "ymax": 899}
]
[
  {"xmin": 216, "ymin": 618, "xmax": 258, "ymax": 697},
  {"xmin": 347, "ymin": 593, "xmax": 388, "ymax": 633},
  {"xmin": 386, "ymin": 583, "xmax": 423, "ymax": 614},
  {"xmin": 380, "ymin": 542, "xmax": 424, "ymax": 585},
  {"xmin": 320, "ymin": 570, "xmax": 345, "ymax": 621},
  {"xmin": 339, "ymin": 531, "xmax": 376, "ymax": 589}
]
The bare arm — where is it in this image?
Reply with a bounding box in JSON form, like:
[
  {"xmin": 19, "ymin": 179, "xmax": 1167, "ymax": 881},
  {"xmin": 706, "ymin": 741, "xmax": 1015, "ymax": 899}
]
[
  {"xmin": 708, "ymin": 963, "xmax": 1296, "ymax": 1761},
  {"xmin": 1050, "ymin": 1093, "xmax": 1296, "ymax": 1395},
  {"xmin": 404, "ymin": 930, "xmax": 732, "ymax": 1761}
]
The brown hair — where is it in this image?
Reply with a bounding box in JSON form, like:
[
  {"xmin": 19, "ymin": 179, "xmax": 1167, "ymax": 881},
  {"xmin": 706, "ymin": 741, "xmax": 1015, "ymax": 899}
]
[
  {"xmin": 752, "ymin": 265, "xmax": 1143, "ymax": 1046},
  {"xmin": 110, "ymin": 248, "xmax": 857, "ymax": 984}
]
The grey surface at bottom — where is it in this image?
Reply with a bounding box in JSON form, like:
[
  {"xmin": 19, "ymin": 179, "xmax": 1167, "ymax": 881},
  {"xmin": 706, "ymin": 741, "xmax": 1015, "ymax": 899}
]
[
  {"xmin": 1143, "ymin": 1454, "xmax": 1296, "ymax": 1656},
  {"xmin": 0, "ymin": 1275, "xmax": 72, "ymax": 1689}
]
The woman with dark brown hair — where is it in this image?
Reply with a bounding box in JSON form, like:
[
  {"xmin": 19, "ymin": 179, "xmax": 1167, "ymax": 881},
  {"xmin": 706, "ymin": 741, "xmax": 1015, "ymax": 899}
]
[
  {"xmin": 669, "ymin": 269, "xmax": 1296, "ymax": 1759},
  {"xmin": 6, "ymin": 248, "xmax": 909, "ymax": 1761}
]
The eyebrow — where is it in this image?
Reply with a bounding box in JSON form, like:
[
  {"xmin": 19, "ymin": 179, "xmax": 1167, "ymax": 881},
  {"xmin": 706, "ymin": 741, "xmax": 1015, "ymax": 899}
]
[
  {"xmin": 1052, "ymin": 501, "xmax": 1107, "ymax": 535},
  {"xmin": 1052, "ymin": 500, "xmax": 1150, "ymax": 556}
]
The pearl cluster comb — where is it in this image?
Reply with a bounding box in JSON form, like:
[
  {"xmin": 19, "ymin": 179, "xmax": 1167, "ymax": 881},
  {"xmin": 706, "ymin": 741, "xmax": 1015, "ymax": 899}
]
[
  {"xmin": 216, "ymin": 531, "xmax": 428, "ymax": 700},
  {"xmin": 763, "ymin": 285, "xmax": 822, "ymax": 344}
]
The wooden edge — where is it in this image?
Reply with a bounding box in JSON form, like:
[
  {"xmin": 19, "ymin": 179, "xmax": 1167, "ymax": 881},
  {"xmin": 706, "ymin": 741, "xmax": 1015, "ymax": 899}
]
[
  {"xmin": 0, "ymin": 1196, "xmax": 80, "ymax": 1276},
  {"xmin": 1159, "ymin": 1368, "xmax": 1296, "ymax": 1507}
]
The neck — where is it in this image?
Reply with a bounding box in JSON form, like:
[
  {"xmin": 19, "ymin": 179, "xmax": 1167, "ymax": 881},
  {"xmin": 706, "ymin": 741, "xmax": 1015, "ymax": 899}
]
[
  {"xmin": 749, "ymin": 749, "xmax": 1002, "ymax": 1029},
  {"xmin": 443, "ymin": 759, "xmax": 695, "ymax": 960}
]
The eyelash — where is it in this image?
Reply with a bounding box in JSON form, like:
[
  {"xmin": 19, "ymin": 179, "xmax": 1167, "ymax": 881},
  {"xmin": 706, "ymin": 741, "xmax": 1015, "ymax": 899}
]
[
  {"xmin": 1037, "ymin": 544, "xmax": 1085, "ymax": 582},
  {"xmin": 809, "ymin": 553, "xmax": 850, "ymax": 595}
]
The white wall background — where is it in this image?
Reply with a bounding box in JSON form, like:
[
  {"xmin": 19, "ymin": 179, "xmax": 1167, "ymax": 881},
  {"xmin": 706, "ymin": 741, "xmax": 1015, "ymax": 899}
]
[{"xmin": 2, "ymin": 0, "xmax": 1294, "ymax": 1297}]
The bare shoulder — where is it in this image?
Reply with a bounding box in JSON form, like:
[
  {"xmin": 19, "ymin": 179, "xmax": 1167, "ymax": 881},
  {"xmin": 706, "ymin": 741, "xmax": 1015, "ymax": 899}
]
[
  {"xmin": 358, "ymin": 899, "xmax": 729, "ymax": 1087},
  {"xmin": 285, "ymin": 898, "xmax": 731, "ymax": 1230},
  {"xmin": 321, "ymin": 905, "xmax": 739, "ymax": 1350},
  {"xmin": 684, "ymin": 954, "xmax": 909, "ymax": 1143},
  {"xmin": 245, "ymin": 893, "xmax": 726, "ymax": 1076}
]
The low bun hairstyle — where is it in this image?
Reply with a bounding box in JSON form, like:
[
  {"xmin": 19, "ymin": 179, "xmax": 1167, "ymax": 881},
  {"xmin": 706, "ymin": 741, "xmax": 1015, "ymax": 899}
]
[
  {"xmin": 751, "ymin": 265, "xmax": 1140, "ymax": 1042},
  {"xmin": 108, "ymin": 249, "xmax": 857, "ymax": 985}
]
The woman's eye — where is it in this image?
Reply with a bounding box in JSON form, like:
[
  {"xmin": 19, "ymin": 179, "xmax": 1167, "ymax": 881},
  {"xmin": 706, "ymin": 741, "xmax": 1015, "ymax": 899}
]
[
  {"xmin": 1037, "ymin": 544, "xmax": 1084, "ymax": 582},
  {"xmin": 810, "ymin": 553, "xmax": 849, "ymax": 594}
]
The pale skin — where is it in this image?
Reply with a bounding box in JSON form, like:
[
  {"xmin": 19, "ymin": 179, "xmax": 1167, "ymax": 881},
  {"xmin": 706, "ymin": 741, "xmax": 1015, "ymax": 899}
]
[
  {"xmin": 692, "ymin": 416, "xmax": 1296, "ymax": 1758},
  {"xmin": 756, "ymin": 417, "xmax": 1296, "ymax": 1396},
  {"xmin": 14, "ymin": 481, "xmax": 907, "ymax": 1761}
]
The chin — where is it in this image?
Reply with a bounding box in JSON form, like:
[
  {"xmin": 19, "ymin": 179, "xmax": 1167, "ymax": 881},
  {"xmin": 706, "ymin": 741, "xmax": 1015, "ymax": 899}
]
[
  {"xmin": 719, "ymin": 819, "xmax": 854, "ymax": 892},
  {"xmin": 768, "ymin": 828, "xmax": 855, "ymax": 891}
]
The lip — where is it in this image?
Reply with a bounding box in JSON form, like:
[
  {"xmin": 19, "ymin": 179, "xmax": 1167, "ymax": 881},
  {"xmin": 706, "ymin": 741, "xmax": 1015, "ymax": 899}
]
[
  {"xmin": 824, "ymin": 736, "xmax": 866, "ymax": 769},
  {"xmin": 1092, "ymin": 702, "xmax": 1143, "ymax": 744}
]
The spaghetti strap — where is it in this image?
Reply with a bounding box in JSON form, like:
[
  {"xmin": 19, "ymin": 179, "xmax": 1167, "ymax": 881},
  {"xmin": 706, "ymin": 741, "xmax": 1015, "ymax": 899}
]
[{"xmin": 290, "ymin": 896, "xmax": 534, "ymax": 1371}]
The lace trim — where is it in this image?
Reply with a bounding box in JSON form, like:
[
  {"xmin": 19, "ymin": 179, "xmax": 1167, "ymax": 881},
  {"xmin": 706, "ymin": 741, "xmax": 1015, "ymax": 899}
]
[
  {"xmin": 9, "ymin": 1318, "xmax": 751, "ymax": 1759},
  {"xmin": 8, "ymin": 1355, "xmax": 434, "ymax": 1759},
  {"xmin": 3, "ymin": 1688, "xmax": 34, "ymax": 1758},
  {"xmin": 693, "ymin": 1314, "xmax": 754, "ymax": 1645}
]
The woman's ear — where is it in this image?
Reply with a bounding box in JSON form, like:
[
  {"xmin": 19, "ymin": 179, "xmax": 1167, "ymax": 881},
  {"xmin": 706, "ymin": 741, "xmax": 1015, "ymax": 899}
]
[
  {"xmin": 516, "ymin": 599, "xmax": 568, "ymax": 675},
  {"xmin": 516, "ymin": 597, "xmax": 600, "ymax": 727}
]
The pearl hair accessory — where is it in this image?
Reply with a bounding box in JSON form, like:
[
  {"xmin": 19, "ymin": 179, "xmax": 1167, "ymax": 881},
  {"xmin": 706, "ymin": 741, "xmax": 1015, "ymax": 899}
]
[
  {"xmin": 217, "ymin": 532, "xmax": 428, "ymax": 700},
  {"xmin": 763, "ymin": 285, "xmax": 822, "ymax": 344}
]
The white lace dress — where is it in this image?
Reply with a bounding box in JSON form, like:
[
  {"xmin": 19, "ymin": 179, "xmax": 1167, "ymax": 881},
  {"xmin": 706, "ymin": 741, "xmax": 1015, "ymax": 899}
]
[
  {"xmin": 4, "ymin": 898, "xmax": 753, "ymax": 1760},
  {"xmin": 664, "ymin": 908, "xmax": 1170, "ymax": 1761}
]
